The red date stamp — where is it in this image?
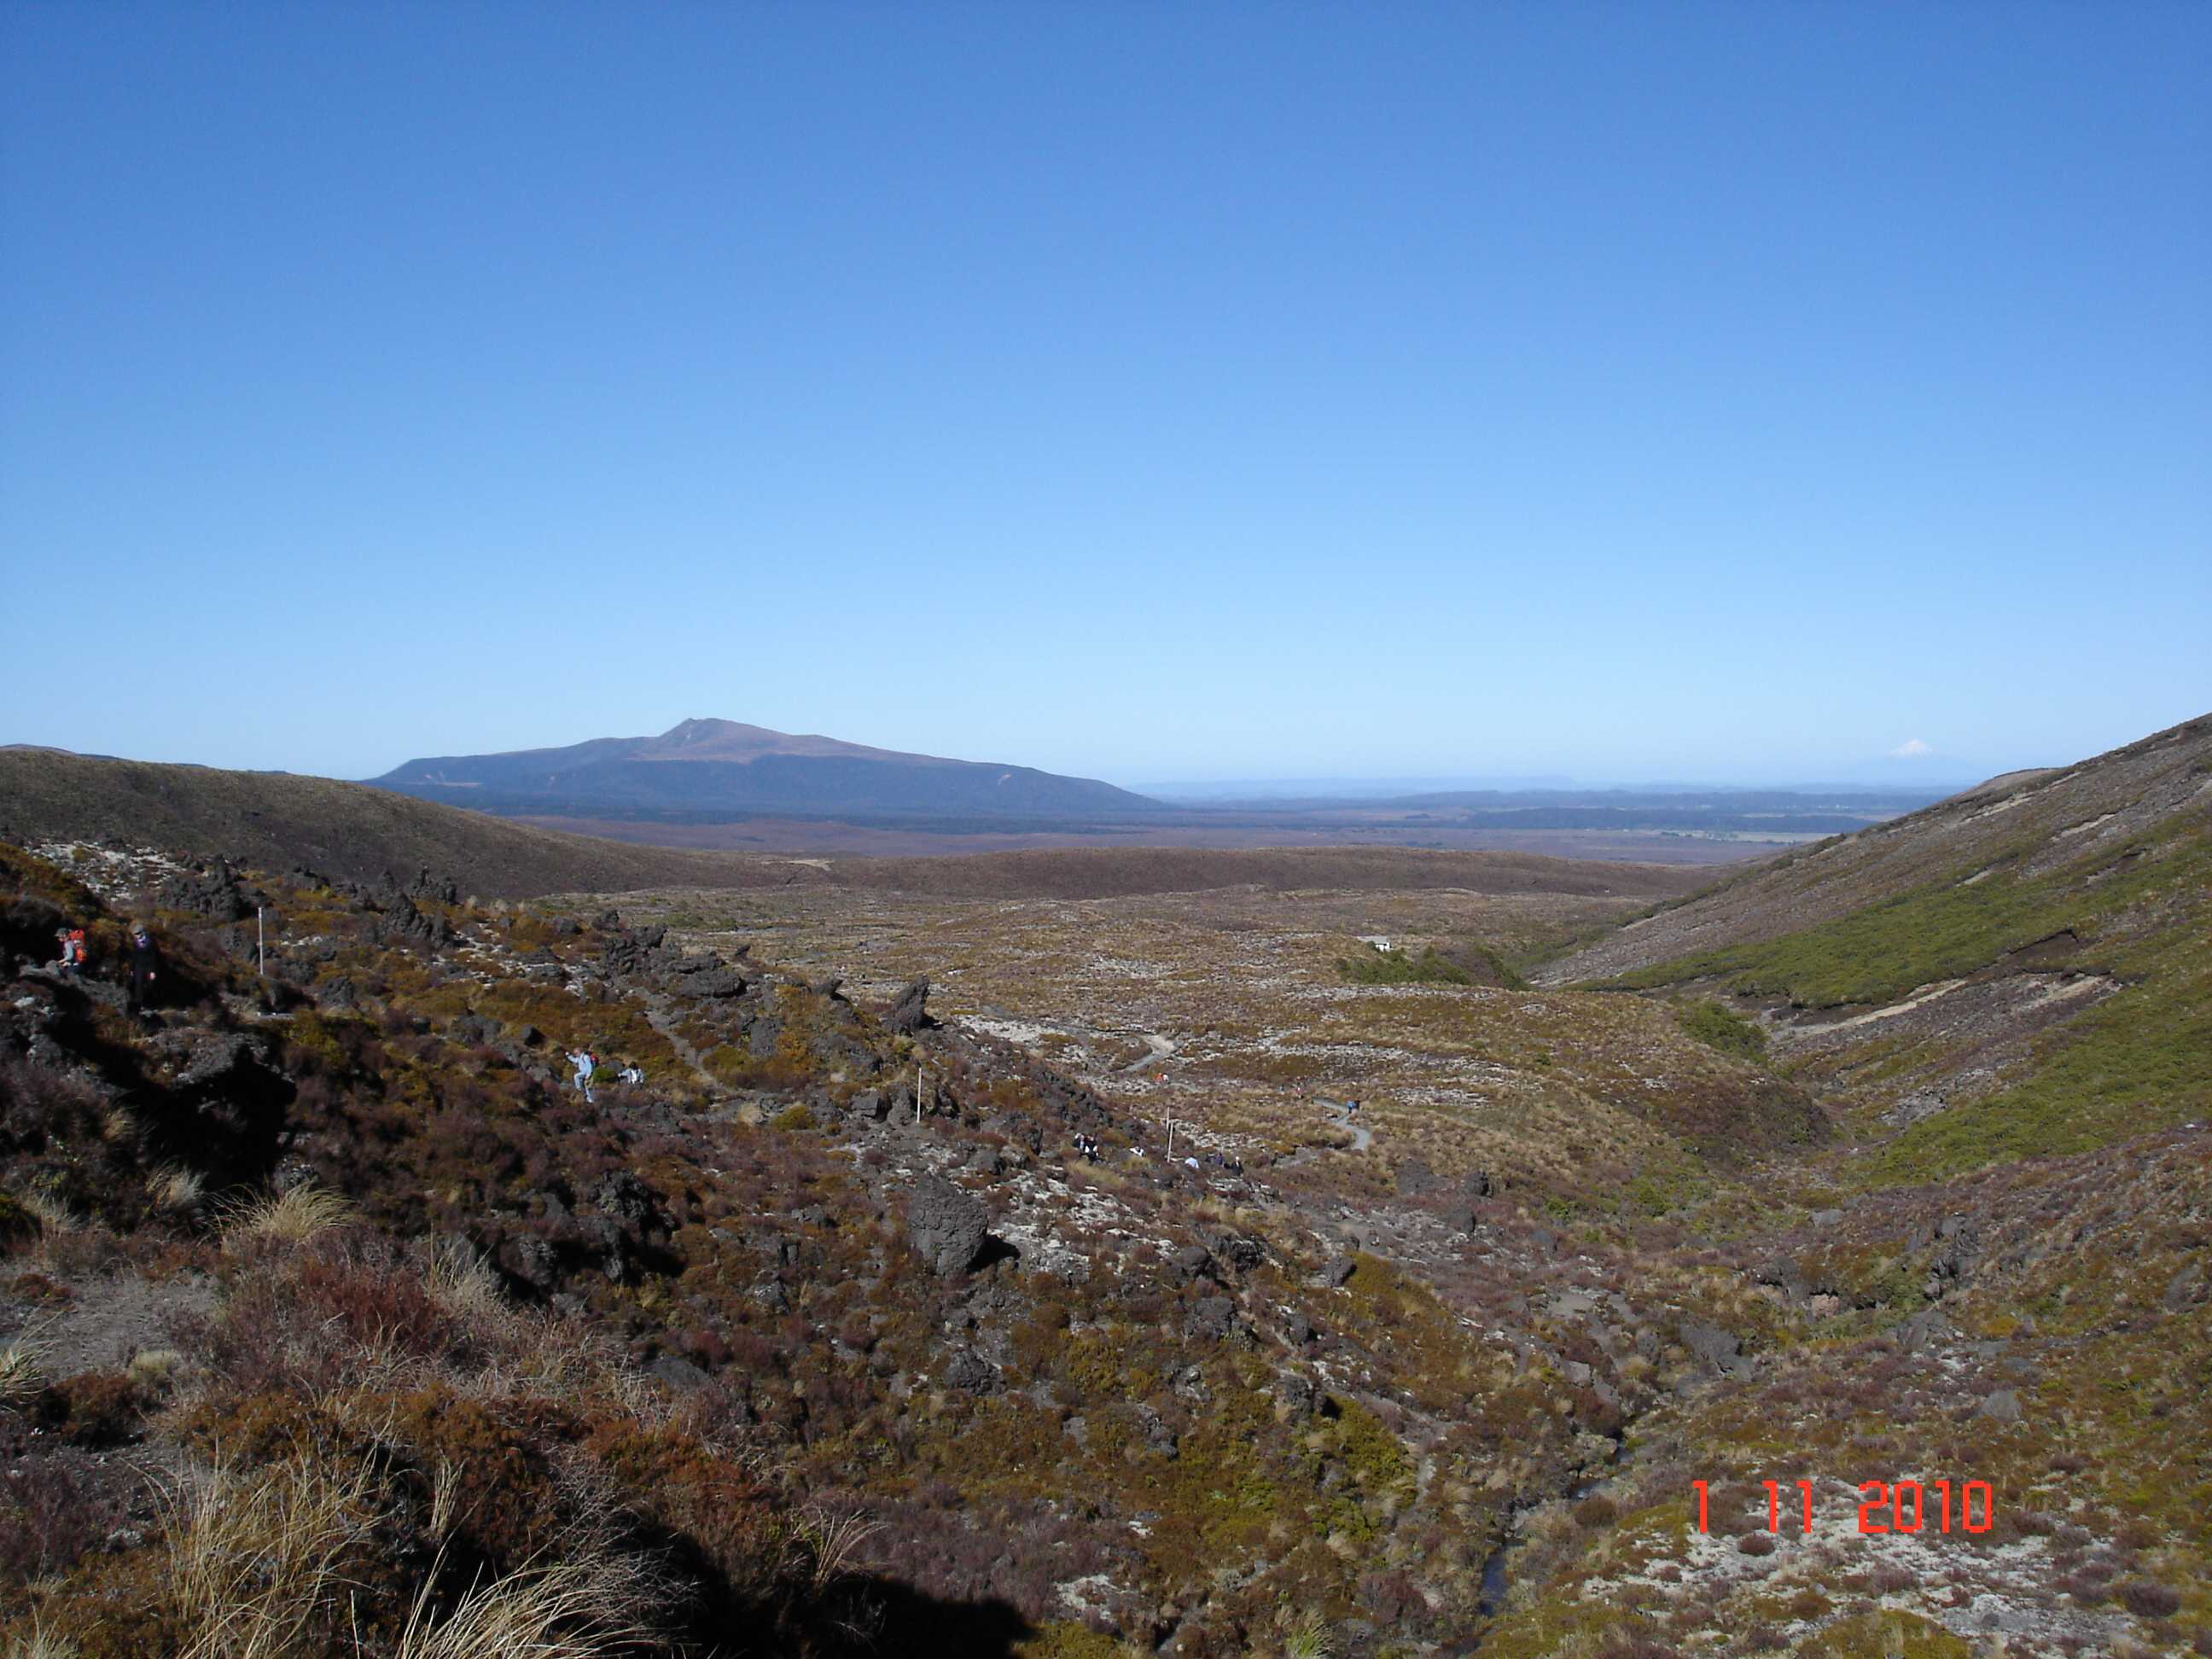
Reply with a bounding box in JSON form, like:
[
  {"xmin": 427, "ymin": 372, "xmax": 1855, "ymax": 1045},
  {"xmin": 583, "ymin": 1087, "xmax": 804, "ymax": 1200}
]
[{"xmin": 1694, "ymin": 1479, "xmax": 1994, "ymax": 1535}]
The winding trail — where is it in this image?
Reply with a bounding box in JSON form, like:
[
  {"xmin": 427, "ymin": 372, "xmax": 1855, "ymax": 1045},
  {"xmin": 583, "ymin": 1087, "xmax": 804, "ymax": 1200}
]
[
  {"xmin": 1277, "ymin": 1099, "xmax": 1375, "ymax": 1167},
  {"xmin": 643, "ymin": 995, "xmax": 725, "ymax": 1090},
  {"xmin": 1321, "ymin": 1099, "xmax": 1375, "ymax": 1152},
  {"xmin": 1120, "ymin": 1031, "xmax": 1179, "ymax": 1073}
]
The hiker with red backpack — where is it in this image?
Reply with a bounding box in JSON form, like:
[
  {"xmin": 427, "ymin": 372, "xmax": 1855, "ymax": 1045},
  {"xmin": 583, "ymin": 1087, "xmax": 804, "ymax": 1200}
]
[
  {"xmin": 53, "ymin": 926, "xmax": 88, "ymax": 974},
  {"xmin": 567, "ymin": 1048, "xmax": 597, "ymax": 1103}
]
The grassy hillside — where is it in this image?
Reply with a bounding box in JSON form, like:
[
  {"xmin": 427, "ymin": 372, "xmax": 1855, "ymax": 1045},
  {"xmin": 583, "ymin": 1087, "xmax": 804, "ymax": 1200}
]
[{"xmin": 1536, "ymin": 715, "xmax": 2212, "ymax": 1183}]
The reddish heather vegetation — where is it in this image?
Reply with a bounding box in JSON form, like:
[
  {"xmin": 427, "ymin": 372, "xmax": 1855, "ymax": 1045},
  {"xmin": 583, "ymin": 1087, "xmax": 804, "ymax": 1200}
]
[{"xmin": 3, "ymin": 802, "xmax": 2206, "ymax": 1656}]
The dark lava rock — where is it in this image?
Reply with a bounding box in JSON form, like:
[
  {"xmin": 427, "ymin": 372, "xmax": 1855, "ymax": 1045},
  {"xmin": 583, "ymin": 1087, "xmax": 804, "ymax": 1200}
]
[
  {"xmin": 1677, "ymin": 1319, "xmax": 1754, "ymax": 1377},
  {"xmin": 1898, "ymin": 1310, "xmax": 1955, "ymax": 1353},
  {"xmin": 943, "ymin": 1349, "xmax": 998, "ymax": 1394},
  {"xmin": 964, "ymin": 1144, "xmax": 1006, "ymax": 1177},
  {"xmin": 1210, "ymin": 1231, "xmax": 1266, "ymax": 1275},
  {"xmin": 1758, "ymin": 1257, "xmax": 1813, "ymax": 1305},
  {"xmin": 505, "ymin": 1235, "xmax": 559, "ymax": 1291},
  {"xmin": 600, "ymin": 925, "xmax": 669, "ymax": 975},
  {"xmin": 885, "ymin": 977, "xmax": 934, "ymax": 1035},
  {"xmin": 906, "ymin": 1173, "xmax": 992, "ymax": 1277},
  {"xmin": 1394, "ymin": 1158, "xmax": 1441, "ymax": 1199},
  {"xmin": 1186, "ymin": 1295, "xmax": 1237, "ymax": 1342},
  {"xmin": 1132, "ymin": 1405, "xmax": 1179, "ymax": 1458},
  {"xmin": 591, "ymin": 1171, "xmax": 656, "ymax": 1225},
  {"xmin": 410, "ymin": 869, "xmax": 461, "ymax": 905},
  {"xmin": 649, "ymin": 1356, "xmax": 712, "ymax": 1392},
  {"xmin": 160, "ymin": 861, "xmax": 252, "ymax": 922},
  {"xmin": 374, "ymin": 889, "xmax": 450, "ymax": 947}
]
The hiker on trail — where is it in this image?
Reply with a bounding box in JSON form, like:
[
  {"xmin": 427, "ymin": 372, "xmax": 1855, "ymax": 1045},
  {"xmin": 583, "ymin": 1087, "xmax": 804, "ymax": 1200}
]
[
  {"xmin": 126, "ymin": 923, "xmax": 160, "ymax": 1016},
  {"xmin": 568, "ymin": 1048, "xmax": 597, "ymax": 1103},
  {"xmin": 54, "ymin": 926, "xmax": 87, "ymax": 974},
  {"xmin": 619, "ymin": 1062, "xmax": 644, "ymax": 1086}
]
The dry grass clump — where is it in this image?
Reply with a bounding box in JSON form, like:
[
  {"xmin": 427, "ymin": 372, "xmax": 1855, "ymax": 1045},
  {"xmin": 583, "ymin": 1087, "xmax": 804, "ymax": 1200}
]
[
  {"xmin": 158, "ymin": 1451, "xmax": 381, "ymax": 1658},
  {"xmin": 793, "ymin": 1505, "xmax": 884, "ymax": 1594},
  {"xmin": 128, "ymin": 1348, "xmax": 186, "ymax": 1386},
  {"xmin": 395, "ymin": 1542, "xmax": 655, "ymax": 1658},
  {"xmin": 219, "ymin": 1183, "xmax": 354, "ymax": 1248},
  {"xmin": 0, "ymin": 1323, "xmax": 53, "ymax": 1407},
  {"xmin": 2, "ymin": 1619, "xmax": 79, "ymax": 1659},
  {"xmin": 15, "ymin": 1187, "xmax": 81, "ymax": 1236},
  {"xmin": 423, "ymin": 1237, "xmax": 506, "ymax": 1322},
  {"xmin": 148, "ymin": 1164, "xmax": 207, "ymax": 1216}
]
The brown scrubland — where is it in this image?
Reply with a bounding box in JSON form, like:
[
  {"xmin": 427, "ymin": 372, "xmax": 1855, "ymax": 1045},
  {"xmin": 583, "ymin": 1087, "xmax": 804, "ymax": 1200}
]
[{"xmin": 2, "ymin": 713, "xmax": 2207, "ymax": 1656}]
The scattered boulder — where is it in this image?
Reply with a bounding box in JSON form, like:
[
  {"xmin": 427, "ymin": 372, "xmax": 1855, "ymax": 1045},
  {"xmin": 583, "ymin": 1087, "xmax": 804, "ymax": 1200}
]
[
  {"xmin": 1394, "ymin": 1158, "xmax": 1441, "ymax": 1199},
  {"xmin": 1132, "ymin": 1404, "xmax": 1179, "ymax": 1458},
  {"xmin": 160, "ymin": 860, "xmax": 252, "ymax": 922},
  {"xmin": 1979, "ymin": 1388, "xmax": 2023, "ymax": 1424},
  {"xmin": 1210, "ymin": 1231, "xmax": 1266, "ymax": 1276},
  {"xmin": 1676, "ymin": 1319, "xmax": 1753, "ymax": 1377},
  {"xmin": 1186, "ymin": 1295, "xmax": 1237, "ymax": 1342},
  {"xmin": 684, "ymin": 967, "xmax": 747, "ymax": 999},
  {"xmin": 504, "ymin": 1235, "xmax": 559, "ymax": 1292},
  {"xmin": 1173, "ymin": 1243, "xmax": 1214, "ymax": 1280},
  {"xmin": 1898, "ymin": 1310, "xmax": 1955, "ymax": 1353},
  {"xmin": 885, "ymin": 977, "xmax": 934, "ymax": 1034},
  {"xmin": 1318, "ymin": 1255, "xmax": 1357, "ymax": 1288},
  {"xmin": 591, "ymin": 1171, "xmax": 656, "ymax": 1225},
  {"xmin": 410, "ymin": 869, "xmax": 461, "ymax": 905},
  {"xmin": 906, "ymin": 1174, "xmax": 992, "ymax": 1277},
  {"xmin": 649, "ymin": 1356, "xmax": 712, "ymax": 1393},
  {"xmin": 943, "ymin": 1349, "xmax": 998, "ymax": 1394}
]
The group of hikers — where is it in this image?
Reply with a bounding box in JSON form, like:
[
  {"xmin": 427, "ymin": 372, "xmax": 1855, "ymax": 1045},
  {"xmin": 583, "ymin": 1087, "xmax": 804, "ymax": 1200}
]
[
  {"xmin": 1080, "ymin": 1134, "xmax": 1243, "ymax": 1179},
  {"xmin": 50, "ymin": 920, "xmax": 163, "ymax": 1016},
  {"xmin": 564, "ymin": 1048, "xmax": 646, "ymax": 1103}
]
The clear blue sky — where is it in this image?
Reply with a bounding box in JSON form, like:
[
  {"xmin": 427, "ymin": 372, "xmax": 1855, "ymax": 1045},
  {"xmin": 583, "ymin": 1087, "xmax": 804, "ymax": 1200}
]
[{"xmin": 4, "ymin": 2, "xmax": 2206, "ymax": 787}]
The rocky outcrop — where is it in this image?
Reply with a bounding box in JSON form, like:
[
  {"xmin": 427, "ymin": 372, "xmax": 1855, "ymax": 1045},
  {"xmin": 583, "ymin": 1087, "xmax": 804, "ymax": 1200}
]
[
  {"xmin": 884, "ymin": 977, "xmax": 933, "ymax": 1035},
  {"xmin": 906, "ymin": 1173, "xmax": 992, "ymax": 1276}
]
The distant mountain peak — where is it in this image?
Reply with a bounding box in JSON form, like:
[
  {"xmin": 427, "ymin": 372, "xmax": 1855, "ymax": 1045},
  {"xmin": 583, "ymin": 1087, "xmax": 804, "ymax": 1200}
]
[{"xmin": 369, "ymin": 720, "xmax": 1160, "ymax": 821}]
